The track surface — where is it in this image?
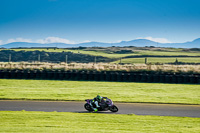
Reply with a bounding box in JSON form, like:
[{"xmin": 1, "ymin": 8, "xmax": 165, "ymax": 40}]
[{"xmin": 0, "ymin": 100, "xmax": 200, "ymax": 117}]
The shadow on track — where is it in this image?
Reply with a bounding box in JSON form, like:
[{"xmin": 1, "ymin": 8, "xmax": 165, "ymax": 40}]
[{"xmin": 76, "ymin": 111, "xmax": 118, "ymax": 114}]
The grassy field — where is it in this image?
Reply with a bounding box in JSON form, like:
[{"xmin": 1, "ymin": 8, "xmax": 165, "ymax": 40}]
[
  {"xmin": 0, "ymin": 111, "xmax": 200, "ymax": 133},
  {"xmin": 9, "ymin": 48, "xmax": 140, "ymax": 58},
  {"xmin": 6, "ymin": 48, "xmax": 200, "ymax": 58},
  {"xmin": 137, "ymin": 50, "xmax": 200, "ymax": 56},
  {"xmin": 0, "ymin": 111, "xmax": 199, "ymax": 133},
  {"xmin": 0, "ymin": 79, "xmax": 199, "ymax": 104},
  {"xmin": 113, "ymin": 57, "xmax": 200, "ymax": 64}
]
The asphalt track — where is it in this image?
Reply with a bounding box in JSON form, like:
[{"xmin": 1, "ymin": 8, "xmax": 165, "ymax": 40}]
[{"xmin": 0, "ymin": 100, "xmax": 200, "ymax": 118}]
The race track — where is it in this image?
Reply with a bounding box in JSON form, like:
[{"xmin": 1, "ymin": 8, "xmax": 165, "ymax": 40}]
[{"xmin": 0, "ymin": 100, "xmax": 200, "ymax": 118}]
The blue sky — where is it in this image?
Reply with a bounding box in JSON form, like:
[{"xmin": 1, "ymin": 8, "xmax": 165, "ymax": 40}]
[{"xmin": 0, "ymin": 0, "xmax": 200, "ymax": 45}]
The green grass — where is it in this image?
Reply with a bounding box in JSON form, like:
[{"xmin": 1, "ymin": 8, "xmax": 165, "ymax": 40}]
[
  {"xmin": 137, "ymin": 50, "xmax": 200, "ymax": 56},
  {"xmin": 112, "ymin": 57, "xmax": 200, "ymax": 64},
  {"xmin": 9, "ymin": 48, "xmax": 140, "ymax": 58},
  {"xmin": 0, "ymin": 111, "xmax": 199, "ymax": 133},
  {"xmin": 0, "ymin": 79, "xmax": 199, "ymax": 104},
  {"xmin": 6, "ymin": 48, "xmax": 200, "ymax": 58}
]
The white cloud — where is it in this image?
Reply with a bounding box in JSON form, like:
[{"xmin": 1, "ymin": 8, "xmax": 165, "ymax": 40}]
[
  {"xmin": 4, "ymin": 37, "xmax": 75, "ymax": 44},
  {"xmin": 36, "ymin": 37, "xmax": 75, "ymax": 44},
  {"xmin": 80, "ymin": 40, "xmax": 122, "ymax": 43},
  {"xmin": 0, "ymin": 40, "xmax": 3, "ymax": 45},
  {"xmin": 81, "ymin": 40, "xmax": 92, "ymax": 43},
  {"xmin": 103, "ymin": 40, "xmax": 122, "ymax": 43},
  {"xmin": 136, "ymin": 37, "xmax": 172, "ymax": 43},
  {"xmin": 113, "ymin": 40, "xmax": 122, "ymax": 43},
  {"xmin": 6, "ymin": 38, "xmax": 32, "ymax": 44}
]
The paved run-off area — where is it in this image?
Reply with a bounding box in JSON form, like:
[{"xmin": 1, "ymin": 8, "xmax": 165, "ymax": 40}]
[{"xmin": 0, "ymin": 100, "xmax": 200, "ymax": 118}]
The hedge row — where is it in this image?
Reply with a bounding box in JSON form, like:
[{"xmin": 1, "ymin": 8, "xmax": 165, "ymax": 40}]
[{"xmin": 0, "ymin": 70, "xmax": 199, "ymax": 84}]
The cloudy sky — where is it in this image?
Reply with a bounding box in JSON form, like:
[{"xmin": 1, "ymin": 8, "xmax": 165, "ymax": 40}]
[{"xmin": 0, "ymin": 0, "xmax": 200, "ymax": 45}]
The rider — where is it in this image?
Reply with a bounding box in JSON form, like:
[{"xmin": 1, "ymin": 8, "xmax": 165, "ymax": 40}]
[{"xmin": 90, "ymin": 95, "xmax": 107, "ymax": 112}]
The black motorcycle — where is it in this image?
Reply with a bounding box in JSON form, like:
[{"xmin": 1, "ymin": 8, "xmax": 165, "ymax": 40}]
[{"xmin": 84, "ymin": 98, "xmax": 118, "ymax": 112}]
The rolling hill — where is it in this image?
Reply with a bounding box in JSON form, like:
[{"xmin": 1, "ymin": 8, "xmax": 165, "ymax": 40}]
[{"xmin": 0, "ymin": 38, "xmax": 199, "ymax": 48}]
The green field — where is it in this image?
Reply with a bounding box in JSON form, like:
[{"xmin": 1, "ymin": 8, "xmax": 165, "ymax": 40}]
[
  {"xmin": 6, "ymin": 48, "xmax": 200, "ymax": 58},
  {"xmin": 137, "ymin": 50, "xmax": 200, "ymax": 56},
  {"xmin": 0, "ymin": 79, "xmax": 199, "ymax": 104},
  {"xmin": 9, "ymin": 48, "xmax": 140, "ymax": 58},
  {"xmin": 0, "ymin": 111, "xmax": 199, "ymax": 133},
  {"xmin": 113, "ymin": 57, "xmax": 200, "ymax": 64}
]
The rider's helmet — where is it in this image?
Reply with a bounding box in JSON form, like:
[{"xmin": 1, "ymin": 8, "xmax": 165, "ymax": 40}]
[{"xmin": 96, "ymin": 95, "xmax": 101, "ymax": 102}]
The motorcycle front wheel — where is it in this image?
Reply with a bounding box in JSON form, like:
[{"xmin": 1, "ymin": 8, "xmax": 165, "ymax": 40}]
[
  {"xmin": 84, "ymin": 103, "xmax": 93, "ymax": 111},
  {"xmin": 109, "ymin": 105, "xmax": 118, "ymax": 112}
]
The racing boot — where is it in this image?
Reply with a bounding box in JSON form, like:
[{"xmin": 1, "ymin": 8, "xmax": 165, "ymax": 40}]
[{"xmin": 93, "ymin": 108, "xmax": 98, "ymax": 112}]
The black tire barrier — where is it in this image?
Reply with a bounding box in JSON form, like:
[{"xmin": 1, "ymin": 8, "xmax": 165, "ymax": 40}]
[
  {"xmin": 141, "ymin": 74, "xmax": 147, "ymax": 82},
  {"xmin": 100, "ymin": 72, "xmax": 106, "ymax": 81},
  {"xmin": 41, "ymin": 71, "xmax": 47, "ymax": 79},
  {"xmin": 122, "ymin": 73, "xmax": 130, "ymax": 82},
  {"xmin": 16, "ymin": 70, "xmax": 23, "ymax": 79},
  {"xmin": 3, "ymin": 71, "xmax": 9, "ymax": 79},
  {"xmin": 134, "ymin": 74, "xmax": 140, "ymax": 82},
  {"xmin": 117, "ymin": 73, "xmax": 122, "ymax": 82},
  {"xmin": 0, "ymin": 70, "xmax": 199, "ymax": 84},
  {"xmin": 147, "ymin": 74, "xmax": 153, "ymax": 83},
  {"xmin": 88, "ymin": 72, "xmax": 94, "ymax": 81},
  {"xmin": 129, "ymin": 73, "xmax": 135, "ymax": 82},
  {"xmin": 66, "ymin": 71, "xmax": 72, "ymax": 80},
  {"xmin": 0, "ymin": 70, "xmax": 3, "ymax": 78},
  {"xmin": 94, "ymin": 72, "xmax": 100, "ymax": 81},
  {"xmin": 198, "ymin": 77, "xmax": 200, "ymax": 84},
  {"xmin": 183, "ymin": 75, "xmax": 190, "ymax": 83},
  {"xmin": 110, "ymin": 72, "xmax": 117, "ymax": 81},
  {"xmin": 81, "ymin": 72, "xmax": 88, "ymax": 80},
  {"xmin": 47, "ymin": 71, "xmax": 53, "ymax": 79},
  {"xmin": 70, "ymin": 72, "xmax": 76, "ymax": 80},
  {"xmin": 23, "ymin": 71, "xmax": 29, "ymax": 79},
  {"xmin": 35, "ymin": 70, "xmax": 42, "ymax": 79},
  {"xmin": 165, "ymin": 75, "xmax": 171, "ymax": 83},
  {"xmin": 106, "ymin": 72, "xmax": 111, "ymax": 81},
  {"xmin": 160, "ymin": 75, "xmax": 165, "ymax": 83},
  {"xmin": 177, "ymin": 75, "xmax": 183, "ymax": 83},
  {"xmin": 172, "ymin": 75, "xmax": 177, "ymax": 83},
  {"xmin": 189, "ymin": 76, "xmax": 195, "ymax": 84},
  {"xmin": 153, "ymin": 75, "xmax": 159, "ymax": 83},
  {"xmin": 75, "ymin": 71, "xmax": 81, "ymax": 80},
  {"xmin": 63, "ymin": 72, "xmax": 69, "ymax": 80},
  {"xmin": 189, "ymin": 75, "xmax": 198, "ymax": 84}
]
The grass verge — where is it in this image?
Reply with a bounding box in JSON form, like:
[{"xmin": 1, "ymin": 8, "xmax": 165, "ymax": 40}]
[
  {"xmin": 0, "ymin": 79, "xmax": 199, "ymax": 104},
  {"xmin": 0, "ymin": 111, "xmax": 199, "ymax": 133}
]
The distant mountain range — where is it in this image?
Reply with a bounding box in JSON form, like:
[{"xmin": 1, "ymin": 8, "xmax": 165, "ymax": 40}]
[{"xmin": 1, "ymin": 38, "xmax": 200, "ymax": 48}]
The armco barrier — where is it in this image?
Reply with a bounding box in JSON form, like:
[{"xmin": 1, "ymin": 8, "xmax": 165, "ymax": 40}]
[{"xmin": 0, "ymin": 70, "xmax": 199, "ymax": 84}]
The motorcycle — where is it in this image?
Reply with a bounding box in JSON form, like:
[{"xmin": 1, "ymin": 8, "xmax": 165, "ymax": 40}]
[{"xmin": 84, "ymin": 98, "xmax": 118, "ymax": 112}]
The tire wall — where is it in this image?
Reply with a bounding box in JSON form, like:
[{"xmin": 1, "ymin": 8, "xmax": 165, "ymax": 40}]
[{"xmin": 0, "ymin": 70, "xmax": 199, "ymax": 84}]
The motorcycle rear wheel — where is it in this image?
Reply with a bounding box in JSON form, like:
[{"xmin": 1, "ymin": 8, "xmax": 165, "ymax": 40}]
[{"xmin": 110, "ymin": 105, "xmax": 118, "ymax": 112}]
